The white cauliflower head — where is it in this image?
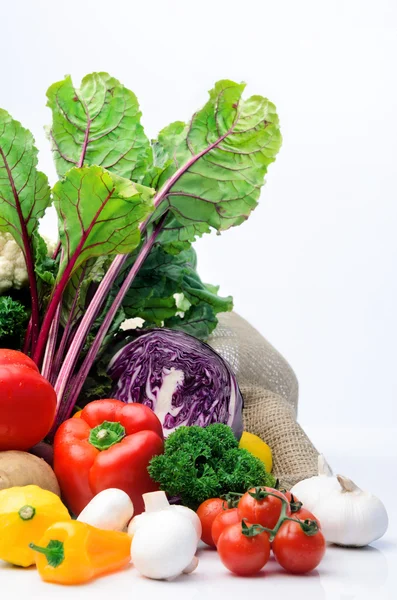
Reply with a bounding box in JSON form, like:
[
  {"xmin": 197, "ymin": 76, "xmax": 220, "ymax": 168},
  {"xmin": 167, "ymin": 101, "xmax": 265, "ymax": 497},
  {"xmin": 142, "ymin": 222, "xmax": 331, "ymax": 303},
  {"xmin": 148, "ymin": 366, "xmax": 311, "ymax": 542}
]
[
  {"xmin": 0, "ymin": 233, "xmax": 29, "ymax": 293},
  {"xmin": 0, "ymin": 232, "xmax": 58, "ymax": 294}
]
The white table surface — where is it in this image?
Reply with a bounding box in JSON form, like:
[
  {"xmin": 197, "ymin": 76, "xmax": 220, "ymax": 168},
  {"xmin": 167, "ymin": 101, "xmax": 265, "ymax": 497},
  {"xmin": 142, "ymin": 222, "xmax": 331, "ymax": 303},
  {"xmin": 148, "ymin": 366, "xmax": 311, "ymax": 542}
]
[{"xmin": 1, "ymin": 439, "xmax": 396, "ymax": 600}]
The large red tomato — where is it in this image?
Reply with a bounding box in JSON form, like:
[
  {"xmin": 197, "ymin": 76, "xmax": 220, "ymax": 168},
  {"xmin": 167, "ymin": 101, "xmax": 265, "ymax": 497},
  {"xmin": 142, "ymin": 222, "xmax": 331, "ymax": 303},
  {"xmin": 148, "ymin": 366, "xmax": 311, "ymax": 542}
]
[
  {"xmin": 211, "ymin": 508, "xmax": 240, "ymax": 546},
  {"xmin": 196, "ymin": 498, "xmax": 227, "ymax": 547},
  {"xmin": 217, "ymin": 521, "xmax": 271, "ymax": 576},
  {"xmin": 238, "ymin": 487, "xmax": 290, "ymax": 529},
  {"xmin": 272, "ymin": 519, "xmax": 326, "ymax": 574}
]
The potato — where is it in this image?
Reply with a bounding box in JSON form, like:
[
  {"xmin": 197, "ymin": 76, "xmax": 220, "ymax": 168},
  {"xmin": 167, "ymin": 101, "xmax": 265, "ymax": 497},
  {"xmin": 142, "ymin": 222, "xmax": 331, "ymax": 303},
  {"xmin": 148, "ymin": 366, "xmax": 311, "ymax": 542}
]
[{"xmin": 0, "ymin": 450, "xmax": 60, "ymax": 496}]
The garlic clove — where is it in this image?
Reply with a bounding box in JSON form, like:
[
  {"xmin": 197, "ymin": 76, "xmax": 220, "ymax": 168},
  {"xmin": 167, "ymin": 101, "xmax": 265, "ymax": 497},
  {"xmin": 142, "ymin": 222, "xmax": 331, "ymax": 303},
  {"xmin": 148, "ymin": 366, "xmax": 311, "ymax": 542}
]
[
  {"xmin": 318, "ymin": 454, "xmax": 333, "ymax": 477},
  {"xmin": 336, "ymin": 475, "xmax": 361, "ymax": 494}
]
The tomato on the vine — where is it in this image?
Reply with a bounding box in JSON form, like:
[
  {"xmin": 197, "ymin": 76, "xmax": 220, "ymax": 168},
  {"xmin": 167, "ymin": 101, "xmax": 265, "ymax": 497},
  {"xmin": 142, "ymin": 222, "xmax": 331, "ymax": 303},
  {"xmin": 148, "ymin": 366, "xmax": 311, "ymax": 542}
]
[
  {"xmin": 281, "ymin": 491, "xmax": 321, "ymax": 528},
  {"xmin": 293, "ymin": 507, "xmax": 321, "ymax": 528},
  {"xmin": 196, "ymin": 498, "xmax": 227, "ymax": 547},
  {"xmin": 238, "ymin": 487, "xmax": 290, "ymax": 529},
  {"xmin": 281, "ymin": 490, "xmax": 298, "ymax": 504},
  {"xmin": 211, "ymin": 508, "xmax": 240, "ymax": 546},
  {"xmin": 217, "ymin": 521, "xmax": 271, "ymax": 576},
  {"xmin": 272, "ymin": 519, "xmax": 326, "ymax": 574}
]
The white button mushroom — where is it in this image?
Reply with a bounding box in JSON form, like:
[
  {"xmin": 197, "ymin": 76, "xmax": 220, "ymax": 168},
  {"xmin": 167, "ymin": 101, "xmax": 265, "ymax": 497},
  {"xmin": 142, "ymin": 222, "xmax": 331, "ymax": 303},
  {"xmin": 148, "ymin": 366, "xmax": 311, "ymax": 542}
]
[
  {"xmin": 77, "ymin": 488, "xmax": 134, "ymax": 531},
  {"xmin": 128, "ymin": 491, "xmax": 202, "ymax": 540},
  {"xmin": 130, "ymin": 491, "xmax": 199, "ymax": 580}
]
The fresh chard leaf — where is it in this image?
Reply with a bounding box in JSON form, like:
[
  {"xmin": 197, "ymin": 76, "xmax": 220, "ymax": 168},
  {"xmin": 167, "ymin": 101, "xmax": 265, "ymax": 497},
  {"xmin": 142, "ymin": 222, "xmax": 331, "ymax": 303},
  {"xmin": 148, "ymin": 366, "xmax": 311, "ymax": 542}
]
[
  {"xmin": 157, "ymin": 213, "xmax": 210, "ymax": 251},
  {"xmin": 47, "ymin": 73, "xmax": 153, "ymax": 180},
  {"xmin": 33, "ymin": 166, "xmax": 154, "ymax": 365},
  {"xmin": 61, "ymin": 256, "xmax": 110, "ymax": 327},
  {"xmin": 0, "ymin": 109, "xmax": 52, "ymax": 349},
  {"xmin": 53, "ymin": 166, "xmax": 154, "ymax": 280},
  {"xmin": 0, "ymin": 110, "xmax": 52, "ymax": 246},
  {"xmin": 151, "ymin": 80, "xmax": 282, "ymax": 235}
]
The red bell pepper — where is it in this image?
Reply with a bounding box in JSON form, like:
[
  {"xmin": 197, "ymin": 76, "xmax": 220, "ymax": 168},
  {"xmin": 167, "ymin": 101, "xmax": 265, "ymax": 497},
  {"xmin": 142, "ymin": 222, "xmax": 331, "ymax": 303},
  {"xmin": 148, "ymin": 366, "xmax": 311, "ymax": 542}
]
[
  {"xmin": 53, "ymin": 399, "xmax": 164, "ymax": 516},
  {"xmin": 0, "ymin": 349, "xmax": 56, "ymax": 451}
]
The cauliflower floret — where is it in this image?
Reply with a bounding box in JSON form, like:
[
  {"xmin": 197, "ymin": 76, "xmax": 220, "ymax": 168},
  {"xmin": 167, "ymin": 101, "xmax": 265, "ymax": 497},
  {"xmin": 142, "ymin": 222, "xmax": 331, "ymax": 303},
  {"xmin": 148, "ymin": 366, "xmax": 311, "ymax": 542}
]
[
  {"xmin": 41, "ymin": 234, "xmax": 58, "ymax": 258},
  {"xmin": 0, "ymin": 233, "xmax": 29, "ymax": 293},
  {"xmin": 0, "ymin": 232, "xmax": 58, "ymax": 294}
]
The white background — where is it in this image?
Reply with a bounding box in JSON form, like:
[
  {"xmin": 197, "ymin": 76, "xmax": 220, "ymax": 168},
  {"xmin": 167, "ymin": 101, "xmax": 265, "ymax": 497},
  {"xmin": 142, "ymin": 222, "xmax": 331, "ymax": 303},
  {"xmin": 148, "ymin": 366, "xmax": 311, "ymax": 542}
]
[{"xmin": 1, "ymin": 0, "xmax": 396, "ymax": 451}]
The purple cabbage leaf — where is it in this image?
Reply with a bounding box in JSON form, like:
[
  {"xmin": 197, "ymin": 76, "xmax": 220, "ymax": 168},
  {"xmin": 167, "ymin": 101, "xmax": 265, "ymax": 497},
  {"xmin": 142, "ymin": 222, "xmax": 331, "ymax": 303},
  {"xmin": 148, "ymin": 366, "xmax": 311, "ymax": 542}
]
[{"xmin": 108, "ymin": 328, "xmax": 243, "ymax": 439}]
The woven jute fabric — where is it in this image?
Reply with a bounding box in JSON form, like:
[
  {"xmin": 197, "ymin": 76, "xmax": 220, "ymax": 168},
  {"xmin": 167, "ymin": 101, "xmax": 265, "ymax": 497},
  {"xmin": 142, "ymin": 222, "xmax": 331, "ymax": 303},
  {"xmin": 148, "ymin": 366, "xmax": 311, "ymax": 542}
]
[{"xmin": 209, "ymin": 312, "xmax": 319, "ymax": 488}]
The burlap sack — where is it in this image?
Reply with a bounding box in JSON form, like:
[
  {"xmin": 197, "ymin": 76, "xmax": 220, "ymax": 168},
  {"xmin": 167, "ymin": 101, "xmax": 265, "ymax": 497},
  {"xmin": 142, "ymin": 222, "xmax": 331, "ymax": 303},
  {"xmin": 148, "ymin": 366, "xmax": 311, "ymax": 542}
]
[{"xmin": 209, "ymin": 312, "xmax": 319, "ymax": 489}]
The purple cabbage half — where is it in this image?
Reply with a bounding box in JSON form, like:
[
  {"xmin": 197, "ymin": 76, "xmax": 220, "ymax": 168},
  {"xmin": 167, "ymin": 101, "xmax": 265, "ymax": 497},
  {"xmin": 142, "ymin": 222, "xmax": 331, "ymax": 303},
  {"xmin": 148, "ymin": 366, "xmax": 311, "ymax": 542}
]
[{"xmin": 107, "ymin": 328, "xmax": 244, "ymax": 439}]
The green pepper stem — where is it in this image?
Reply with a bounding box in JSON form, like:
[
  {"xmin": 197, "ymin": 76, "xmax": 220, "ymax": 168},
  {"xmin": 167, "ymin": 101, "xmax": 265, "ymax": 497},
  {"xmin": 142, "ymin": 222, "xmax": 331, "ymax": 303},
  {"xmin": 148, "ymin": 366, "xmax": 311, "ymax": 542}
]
[
  {"xmin": 29, "ymin": 540, "xmax": 65, "ymax": 568},
  {"xmin": 89, "ymin": 420, "xmax": 126, "ymax": 450}
]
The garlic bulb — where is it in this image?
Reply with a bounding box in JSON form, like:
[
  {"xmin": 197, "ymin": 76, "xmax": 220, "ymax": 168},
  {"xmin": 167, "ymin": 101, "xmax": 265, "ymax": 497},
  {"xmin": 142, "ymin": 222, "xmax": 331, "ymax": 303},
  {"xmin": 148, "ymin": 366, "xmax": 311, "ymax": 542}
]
[
  {"xmin": 313, "ymin": 475, "xmax": 388, "ymax": 547},
  {"xmin": 290, "ymin": 454, "xmax": 340, "ymax": 511}
]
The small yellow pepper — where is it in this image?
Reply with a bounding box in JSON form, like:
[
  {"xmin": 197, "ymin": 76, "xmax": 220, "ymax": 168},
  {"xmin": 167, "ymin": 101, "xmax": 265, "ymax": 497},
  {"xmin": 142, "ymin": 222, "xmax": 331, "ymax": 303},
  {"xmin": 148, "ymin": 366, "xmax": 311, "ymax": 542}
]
[
  {"xmin": 30, "ymin": 520, "xmax": 132, "ymax": 585},
  {"xmin": 0, "ymin": 484, "xmax": 70, "ymax": 567}
]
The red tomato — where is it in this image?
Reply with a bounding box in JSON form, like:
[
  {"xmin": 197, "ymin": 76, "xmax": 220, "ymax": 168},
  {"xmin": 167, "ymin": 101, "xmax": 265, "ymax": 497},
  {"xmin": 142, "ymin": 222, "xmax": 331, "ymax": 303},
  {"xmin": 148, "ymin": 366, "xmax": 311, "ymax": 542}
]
[
  {"xmin": 211, "ymin": 508, "xmax": 240, "ymax": 546},
  {"xmin": 217, "ymin": 521, "xmax": 271, "ymax": 576},
  {"xmin": 196, "ymin": 498, "xmax": 227, "ymax": 547},
  {"xmin": 238, "ymin": 487, "xmax": 290, "ymax": 530},
  {"xmin": 282, "ymin": 491, "xmax": 305, "ymax": 513},
  {"xmin": 0, "ymin": 349, "xmax": 38, "ymax": 371},
  {"xmin": 280, "ymin": 491, "xmax": 321, "ymax": 528},
  {"xmin": 282, "ymin": 490, "xmax": 298, "ymax": 504},
  {"xmin": 272, "ymin": 520, "xmax": 326, "ymax": 574},
  {"xmin": 293, "ymin": 507, "xmax": 321, "ymax": 529},
  {"xmin": 0, "ymin": 363, "xmax": 56, "ymax": 450}
]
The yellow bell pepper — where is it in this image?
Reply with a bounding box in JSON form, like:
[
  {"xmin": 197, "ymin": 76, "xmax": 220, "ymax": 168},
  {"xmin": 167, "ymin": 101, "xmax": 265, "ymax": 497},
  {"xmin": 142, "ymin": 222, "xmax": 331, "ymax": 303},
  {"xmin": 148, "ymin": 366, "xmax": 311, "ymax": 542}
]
[
  {"xmin": 30, "ymin": 520, "xmax": 132, "ymax": 585},
  {"xmin": 0, "ymin": 484, "xmax": 70, "ymax": 567}
]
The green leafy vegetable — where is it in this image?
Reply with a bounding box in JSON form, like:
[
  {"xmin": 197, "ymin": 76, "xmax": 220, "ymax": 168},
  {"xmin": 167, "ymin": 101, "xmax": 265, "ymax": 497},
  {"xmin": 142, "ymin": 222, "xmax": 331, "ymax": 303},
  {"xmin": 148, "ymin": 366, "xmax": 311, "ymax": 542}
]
[
  {"xmin": 0, "ymin": 74, "xmax": 282, "ymax": 432},
  {"xmin": 0, "ymin": 110, "xmax": 52, "ymax": 250},
  {"xmin": 151, "ymin": 80, "xmax": 281, "ymax": 236},
  {"xmin": 0, "ymin": 296, "xmax": 28, "ymax": 348},
  {"xmin": 148, "ymin": 424, "xmax": 276, "ymax": 510},
  {"xmin": 163, "ymin": 303, "xmax": 218, "ymax": 339},
  {"xmin": 47, "ymin": 73, "xmax": 152, "ymax": 181},
  {"xmin": 115, "ymin": 244, "xmax": 232, "ymax": 336},
  {"xmin": 53, "ymin": 166, "xmax": 153, "ymax": 280},
  {"xmin": 0, "ymin": 109, "xmax": 52, "ymax": 348},
  {"xmin": 60, "ymin": 256, "xmax": 110, "ymax": 328},
  {"xmin": 32, "ymin": 165, "xmax": 154, "ymax": 365},
  {"xmin": 32, "ymin": 231, "xmax": 57, "ymax": 287}
]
